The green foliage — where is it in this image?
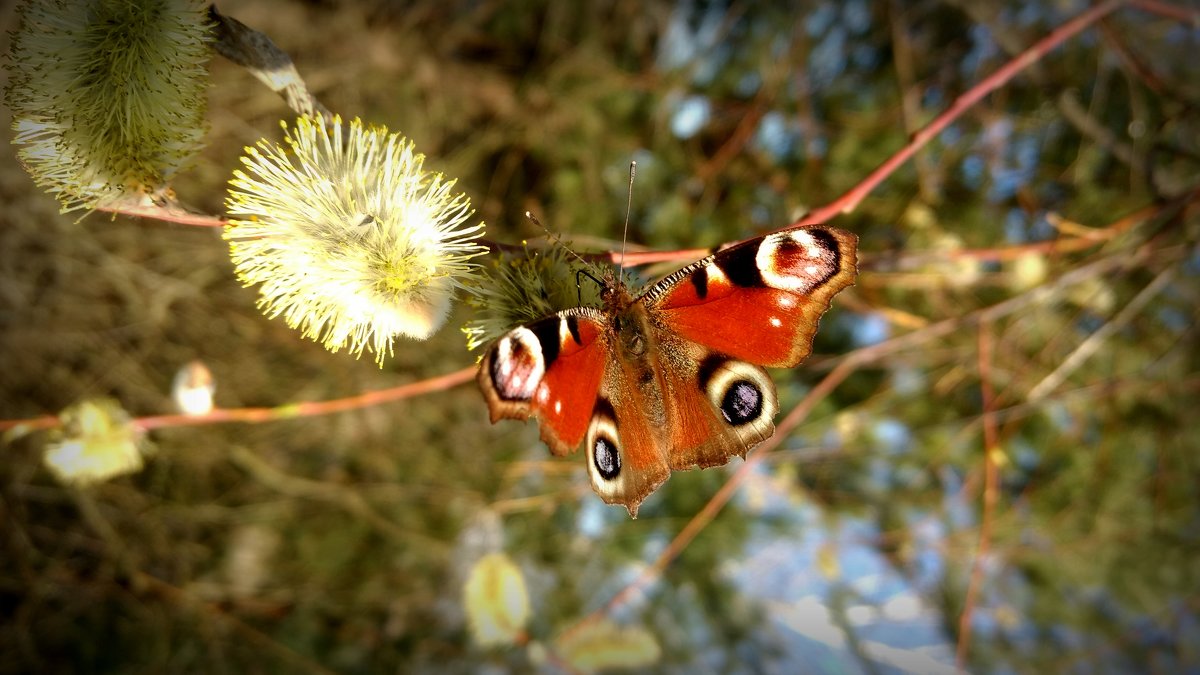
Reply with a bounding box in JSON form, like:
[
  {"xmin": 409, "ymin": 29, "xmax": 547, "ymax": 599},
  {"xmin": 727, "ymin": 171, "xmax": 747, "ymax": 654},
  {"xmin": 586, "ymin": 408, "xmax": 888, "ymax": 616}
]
[{"xmin": 1, "ymin": 0, "xmax": 1197, "ymax": 673}]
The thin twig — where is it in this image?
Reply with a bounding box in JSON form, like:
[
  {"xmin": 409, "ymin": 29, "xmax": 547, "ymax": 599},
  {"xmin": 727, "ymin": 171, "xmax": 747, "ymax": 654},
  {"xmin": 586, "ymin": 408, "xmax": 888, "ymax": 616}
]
[
  {"xmin": 1058, "ymin": 89, "xmax": 1149, "ymax": 183},
  {"xmin": 828, "ymin": 245, "xmax": 1160, "ymax": 372},
  {"xmin": 96, "ymin": 200, "xmax": 226, "ymax": 227},
  {"xmin": 0, "ymin": 366, "xmax": 476, "ymax": 434},
  {"xmin": 888, "ymin": 0, "xmax": 940, "ymax": 202},
  {"xmin": 228, "ymin": 446, "xmax": 449, "ymax": 551},
  {"xmin": 622, "ymin": 187, "xmax": 1189, "ymax": 271},
  {"xmin": 133, "ymin": 571, "xmax": 336, "ymax": 675},
  {"xmin": 1130, "ymin": 0, "xmax": 1200, "ymax": 23},
  {"xmin": 138, "ymin": 365, "xmax": 476, "ymax": 431},
  {"xmin": 693, "ymin": 13, "xmax": 800, "ymax": 185},
  {"xmin": 1027, "ymin": 266, "xmax": 1177, "ymax": 401},
  {"xmin": 957, "ymin": 322, "xmax": 1001, "ymax": 671},
  {"xmin": 786, "ymin": 0, "xmax": 1125, "ymax": 232}
]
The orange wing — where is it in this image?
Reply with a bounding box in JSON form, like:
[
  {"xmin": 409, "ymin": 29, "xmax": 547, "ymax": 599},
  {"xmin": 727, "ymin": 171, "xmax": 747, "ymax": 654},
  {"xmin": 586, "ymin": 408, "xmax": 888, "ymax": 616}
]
[
  {"xmin": 477, "ymin": 310, "xmax": 608, "ymax": 456},
  {"xmin": 643, "ymin": 225, "xmax": 858, "ymax": 368}
]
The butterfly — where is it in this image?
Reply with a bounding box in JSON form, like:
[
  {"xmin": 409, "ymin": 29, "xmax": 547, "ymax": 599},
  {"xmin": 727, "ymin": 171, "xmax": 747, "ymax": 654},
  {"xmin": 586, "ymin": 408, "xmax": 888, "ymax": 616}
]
[{"xmin": 477, "ymin": 225, "xmax": 858, "ymax": 517}]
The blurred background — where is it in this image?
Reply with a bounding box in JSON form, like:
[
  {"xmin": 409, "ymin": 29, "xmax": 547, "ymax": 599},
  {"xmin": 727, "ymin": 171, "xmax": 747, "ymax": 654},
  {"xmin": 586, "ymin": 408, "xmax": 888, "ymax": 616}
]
[{"xmin": 1, "ymin": 0, "xmax": 1197, "ymax": 672}]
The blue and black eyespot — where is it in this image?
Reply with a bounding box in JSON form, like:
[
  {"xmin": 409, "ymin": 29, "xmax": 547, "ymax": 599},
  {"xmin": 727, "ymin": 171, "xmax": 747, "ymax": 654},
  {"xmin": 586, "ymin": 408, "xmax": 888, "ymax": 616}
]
[
  {"xmin": 720, "ymin": 380, "xmax": 762, "ymax": 425},
  {"xmin": 593, "ymin": 434, "xmax": 620, "ymax": 480},
  {"xmin": 590, "ymin": 397, "xmax": 621, "ymax": 481},
  {"xmin": 698, "ymin": 354, "xmax": 768, "ymax": 428}
]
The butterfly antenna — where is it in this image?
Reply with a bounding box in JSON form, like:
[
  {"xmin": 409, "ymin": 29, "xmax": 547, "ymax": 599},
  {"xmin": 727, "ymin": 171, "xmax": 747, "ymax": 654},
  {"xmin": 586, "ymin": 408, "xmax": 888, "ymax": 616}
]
[
  {"xmin": 619, "ymin": 161, "xmax": 636, "ymax": 286},
  {"xmin": 526, "ymin": 211, "xmax": 605, "ymax": 304},
  {"xmin": 525, "ymin": 211, "xmax": 590, "ymax": 269}
]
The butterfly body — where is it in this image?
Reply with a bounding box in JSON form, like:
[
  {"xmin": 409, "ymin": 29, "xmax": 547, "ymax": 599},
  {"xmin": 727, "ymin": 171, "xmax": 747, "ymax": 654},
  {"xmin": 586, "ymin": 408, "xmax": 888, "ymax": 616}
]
[{"xmin": 479, "ymin": 225, "xmax": 858, "ymax": 516}]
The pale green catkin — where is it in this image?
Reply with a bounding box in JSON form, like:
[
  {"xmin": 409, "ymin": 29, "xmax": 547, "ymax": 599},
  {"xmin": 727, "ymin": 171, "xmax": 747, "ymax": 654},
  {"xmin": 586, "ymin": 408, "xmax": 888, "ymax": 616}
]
[{"xmin": 6, "ymin": 0, "xmax": 212, "ymax": 211}]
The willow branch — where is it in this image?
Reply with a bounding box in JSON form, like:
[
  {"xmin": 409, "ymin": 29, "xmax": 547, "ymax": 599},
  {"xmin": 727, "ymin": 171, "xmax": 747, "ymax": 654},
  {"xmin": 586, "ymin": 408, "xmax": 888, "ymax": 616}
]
[
  {"xmin": 1027, "ymin": 267, "xmax": 1177, "ymax": 401},
  {"xmin": 0, "ymin": 366, "xmax": 476, "ymax": 434},
  {"xmin": 957, "ymin": 322, "xmax": 1001, "ymax": 671}
]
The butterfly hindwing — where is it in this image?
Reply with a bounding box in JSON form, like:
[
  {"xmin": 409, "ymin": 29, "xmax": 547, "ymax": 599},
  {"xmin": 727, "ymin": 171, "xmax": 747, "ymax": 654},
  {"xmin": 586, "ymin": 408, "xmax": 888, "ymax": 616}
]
[
  {"xmin": 657, "ymin": 346, "xmax": 780, "ymax": 471},
  {"xmin": 581, "ymin": 319, "xmax": 780, "ymax": 515},
  {"xmin": 478, "ymin": 309, "xmax": 608, "ymax": 456},
  {"xmin": 643, "ymin": 226, "xmax": 858, "ymax": 368},
  {"xmin": 584, "ymin": 360, "xmax": 671, "ymax": 517}
]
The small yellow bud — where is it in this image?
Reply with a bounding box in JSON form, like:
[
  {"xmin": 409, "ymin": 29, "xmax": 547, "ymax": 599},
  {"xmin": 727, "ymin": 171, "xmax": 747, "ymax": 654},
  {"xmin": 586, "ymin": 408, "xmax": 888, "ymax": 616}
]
[
  {"xmin": 43, "ymin": 399, "xmax": 146, "ymax": 486},
  {"xmin": 172, "ymin": 360, "xmax": 216, "ymax": 415},
  {"xmin": 463, "ymin": 552, "xmax": 530, "ymax": 647}
]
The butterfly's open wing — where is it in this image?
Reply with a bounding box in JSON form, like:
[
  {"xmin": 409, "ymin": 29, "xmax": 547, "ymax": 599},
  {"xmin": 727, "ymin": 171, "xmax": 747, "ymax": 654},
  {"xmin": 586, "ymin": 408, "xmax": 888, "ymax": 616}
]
[
  {"xmin": 479, "ymin": 306, "xmax": 674, "ymax": 517},
  {"xmin": 478, "ymin": 309, "xmax": 608, "ymax": 456},
  {"xmin": 640, "ymin": 225, "xmax": 857, "ymax": 469},
  {"xmin": 580, "ymin": 332, "xmax": 781, "ymax": 503},
  {"xmin": 656, "ymin": 346, "xmax": 780, "ymax": 471},
  {"xmin": 583, "ymin": 359, "xmax": 672, "ymax": 518},
  {"xmin": 642, "ymin": 226, "xmax": 858, "ymax": 368}
]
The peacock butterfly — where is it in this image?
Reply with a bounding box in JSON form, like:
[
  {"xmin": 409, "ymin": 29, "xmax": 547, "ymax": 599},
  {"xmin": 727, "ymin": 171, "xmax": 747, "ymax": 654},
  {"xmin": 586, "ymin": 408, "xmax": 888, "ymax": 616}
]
[{"xmin": 477, "ymin": 225, "xmax": 858, "ymax": 517}]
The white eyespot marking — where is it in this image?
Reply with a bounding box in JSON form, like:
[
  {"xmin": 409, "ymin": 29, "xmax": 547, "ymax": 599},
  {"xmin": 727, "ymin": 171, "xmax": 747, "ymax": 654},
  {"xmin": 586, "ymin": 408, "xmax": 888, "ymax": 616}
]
[
  {"xmin": 756, "ymin": 230, "xmax": 833, "ymax": 292},
  {"xmin": 535, "ymin": 383, "xmax": 550, "ymax": 405},
  {"xmin": 554, "ymin": 400, "xmax": 562, "ymax": 415},
  {"xmin": 491, "ymin": 327, "xmax": 545, "ymax": 401},
  {"xmin": 778, "ymin": 295, "xmax": 796, "ymax": 309},
  {"xmin": 792, "ymin": 230, "xmax": 824, "ymax": 258},
  {"xmin": 706, "ymin": 263, "xmax": 730, "ymax": 287},
  {"xmin": 769, "ymin": 316, "xmax": 782, "ymax": 328}
]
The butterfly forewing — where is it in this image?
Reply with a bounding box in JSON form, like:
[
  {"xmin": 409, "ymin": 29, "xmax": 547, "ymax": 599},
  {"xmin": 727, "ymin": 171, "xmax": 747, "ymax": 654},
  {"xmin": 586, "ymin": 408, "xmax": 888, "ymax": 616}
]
[
  {"xmin": 643, "ymin": 226, "xmax": 858, "ymax": 368},
  {"xmin": 477, "ymin": 309, "xmax": 608, "ymax": 456}
]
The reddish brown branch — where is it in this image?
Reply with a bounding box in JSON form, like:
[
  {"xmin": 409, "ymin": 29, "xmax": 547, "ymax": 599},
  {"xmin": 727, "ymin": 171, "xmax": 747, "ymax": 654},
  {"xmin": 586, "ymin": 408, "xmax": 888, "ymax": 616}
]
[
  {"xmin": 957, "ymin": 322, "xmax": 1001, "ymax": 671},
  {"xmin": 1130, "ymin": 0, "xmax": 1199, "ymax": 23},
  {"xmin": 784, "ymin": 0, "xmax": 1125, "ymax": 232},
  {"xmin": 0, "ymin": 367, "xmax": 477, "ymax": 434},
  {"xmin": 96, "ymin": 200, "xmax": 226, "ymax": 227},
  {"xmin": 138, "ymin": 366, "xmax": 476, "ymax": 431},
  {"xmin": 524, "ymin": 0, "xmax": 1127, "ymax": 269}
]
